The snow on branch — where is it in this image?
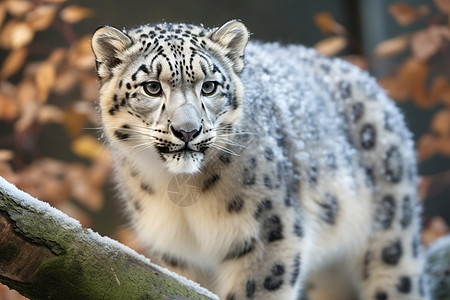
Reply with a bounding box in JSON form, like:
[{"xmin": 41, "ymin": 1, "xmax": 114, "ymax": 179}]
[{"xmin": 0, "ymin": 176, "xmax": 218, "ymax": 300}]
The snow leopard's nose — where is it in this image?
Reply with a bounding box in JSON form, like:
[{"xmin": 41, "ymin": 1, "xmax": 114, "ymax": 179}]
[{"xmin": 171, "ymin": 126, "xmax": 202, "ymax": 143}]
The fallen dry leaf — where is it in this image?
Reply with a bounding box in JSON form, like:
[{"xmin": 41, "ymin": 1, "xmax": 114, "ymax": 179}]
[
  {"xmin": 0, "ymin": 46, "xmax": 28, "ymax": 79},
  {"xmin": 314, "ymin": 12, "xmax": 346, "ymax": 35},
  {"xmin": 26, "ymin": 4, "xmax": 57, "ymax": 31},
  {"xmin": 80, "ymin": 74, "xmax": 99, "ymax": 102},
  {"xmin": 71, "ymin": 135, "xmax": 104, "ymax": 161},
  {"xmin": 14, "ymin": 101, "xmax": 39, "ymax": 133},
  {"xmin": 430, "ymin": 109, "xmax": 450, "ymax": 137},
  {"xmin": 341, "ymin": 55, "xmax": 368, "ymax": 70},
  {"xmin": 6, "ymin": 0, "xmax": 34, "ymax": 18},
  {"xmin": 0, "ymin": 20, "xmax": 34, "ymax": 49},
  {"xmin": 388, "ymin": 2, "xmax": 419, "ymax": 26},
  {"xmin": 0, "ymin": 3, "xmax": 6, "ymax": 29},
  {"xmin": 0, "ymin": 149, "xmax": 14, "ymax": 161},
  {"xmin": 38, "ymin": 105, "xmax": 64, "ymax": 124},
  {"xmin": 17, "ymin": 159, "xmax": 71, "ymax": 206},
  {"xmin": 47, "ymin": 48, "xmax": 67, "ymax": 66},
  {"xmin": 53, "ymin": 68, "xmax": 79, "ymax": 94},
  {"xmin": 423, "ymin": 216, "xmax": 450, "ymax": 247},
  {"xmin": 67, "ymin": 164, "xmax": 104, "ymax": 212},
  {"xmin": 68, "ymin": 35, "xmax": 95, "ymax": 70},
  {"xmin": 378, "ymin": 76, "xmax": 411, "ymax": 101},
  {"xmin": 438, "ymin": 136, "xmax": 450, "ymax": 156},
  {"xmin": 418, "ymin": 133, "xmax": 438, "ymax": 161},
  {"xmin": 63, "ymin": 105, "xmax": 89, "ymax": 138},
  {"xmin": 374, "ymin": 34, "xmax": 409, "ymax": 58},
  {"xmin": 16, "ymin": 79, "xmax": 37, "ymax": 110},
  {"xmin": 412, "ymin": 26, "xmax": 444, "ymax": 61},
  {"xmin": 35, "ymin": 62, "xmax": 56, "ymax": 103},
  {"xmin": 434, "ymin": 0, "xmax": 450, "ymax": 14},
  {"xmin": 314, "ymin": 36, "xmax": 347, "ymax": 56},
  {"xmin": 431, "ymin": 76, "xmax": 450, "ymax": 104},
  {"xmin": 0, "ymin": 94, "xmax": 19, "ymax": 120},
  {"xmin": 60, "ymin": 5, "xmax": 93, "ymax": 24}
]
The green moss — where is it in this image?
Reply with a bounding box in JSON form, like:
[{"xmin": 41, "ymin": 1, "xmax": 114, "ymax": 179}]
[
  {"xmin": 0, "ymin": 242, "xmax": 19, "ymax": 263},
  {"xmin": 0, "ymin": 190, "xmax": 215, "ymax": 299}
]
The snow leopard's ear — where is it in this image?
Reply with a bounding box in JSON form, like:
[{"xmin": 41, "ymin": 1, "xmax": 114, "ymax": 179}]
[
  {"xmin": 210, "ymin": 20, "xmax": 249, "ymax": 73},
  {"xmin": 91, "ymin": 26, "xmax": 133, "ymax": 80}
]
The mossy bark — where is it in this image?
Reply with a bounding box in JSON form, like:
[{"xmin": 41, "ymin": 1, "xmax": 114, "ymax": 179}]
[{"xmin": 0, "ymin": 185, "xmax": 216, "ymax": 300}]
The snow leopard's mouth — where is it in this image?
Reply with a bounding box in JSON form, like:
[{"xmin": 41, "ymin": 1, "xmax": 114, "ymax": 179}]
[{"xmin": 156, "ymin": 145, "xmax": 208, "ymax": 154}]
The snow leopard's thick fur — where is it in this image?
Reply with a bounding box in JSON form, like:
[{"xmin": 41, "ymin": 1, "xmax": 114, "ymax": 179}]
[{"xmin": 92, "ymin": 20, "xmax": 424, "ymax": 299}]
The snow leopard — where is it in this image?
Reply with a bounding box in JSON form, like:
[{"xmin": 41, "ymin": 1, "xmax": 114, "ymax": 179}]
[{"xmin": 91, "ymin": 20, "xmax": 424, "ymax": 299}]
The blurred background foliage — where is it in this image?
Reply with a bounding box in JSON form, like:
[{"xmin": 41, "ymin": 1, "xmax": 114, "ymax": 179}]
[{"xmin": 0, "ymin": 0, "xmax": 449, "ymax": 298}]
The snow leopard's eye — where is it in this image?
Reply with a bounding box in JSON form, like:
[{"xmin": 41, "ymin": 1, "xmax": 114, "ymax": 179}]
[
  {"xmin": 143, "ymin": 81, "xmax": 162, "ymax": 96},
  {"xmin": 201, "ymin": 81, "xmax": 218, "ymax": 96}
]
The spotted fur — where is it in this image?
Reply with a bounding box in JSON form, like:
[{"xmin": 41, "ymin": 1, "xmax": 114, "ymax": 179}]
[{"xmin": 92, "ymin": 20, "xmax": 424, "ymax": 299}]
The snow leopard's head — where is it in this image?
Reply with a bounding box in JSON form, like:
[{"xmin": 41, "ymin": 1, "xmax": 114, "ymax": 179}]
[{"xmin": 92, "ymin": 20, "xmax": 249, "ymax": 174}]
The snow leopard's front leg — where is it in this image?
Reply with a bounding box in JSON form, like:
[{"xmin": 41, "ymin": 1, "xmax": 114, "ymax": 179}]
[{"xmin": 216, "ymin": 214, "xmax": 304, "ymax": 300}]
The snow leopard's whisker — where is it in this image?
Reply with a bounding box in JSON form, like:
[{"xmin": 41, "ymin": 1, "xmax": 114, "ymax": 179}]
[
  {"xmin": 210, "ymin": 144, "xmax": 240, "ymax": 156},
  {"xmin": 214, "ymin": 138, "xmax": 246, "ymax": 148}
]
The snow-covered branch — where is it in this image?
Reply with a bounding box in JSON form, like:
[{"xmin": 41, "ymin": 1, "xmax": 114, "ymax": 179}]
[{"xmin": 0, "ymin": 176, "xmax": 218, "ymax": 300}]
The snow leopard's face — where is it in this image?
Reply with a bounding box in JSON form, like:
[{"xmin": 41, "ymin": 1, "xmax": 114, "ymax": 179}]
[{"xmin": 92, "ymin": 21, "xmax": 248, "ymax": 174}]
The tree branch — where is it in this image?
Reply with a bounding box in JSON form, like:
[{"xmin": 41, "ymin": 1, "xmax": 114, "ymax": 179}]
[{"xmin": 0, "ymin": 177, "xmax": 218, "ymax": 300}]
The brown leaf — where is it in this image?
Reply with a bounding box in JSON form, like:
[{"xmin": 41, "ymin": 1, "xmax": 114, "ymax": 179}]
[
  {"xmin": 341, "ymin": 55, "xmax": 368, "ymax": 70},
  {"xmin": 0, "ymin": 46, "xmax": 28, "ymax": 79},
  {"xmin": 71, "ymin": 135, "xmax": 104, "ymax": 161},
  {"xmin": 431, "ymin": 76, "xmax": 450, "ymax": 104},
  {"xmin": 35, "ymin": 62, "xmax": 56, "ymax": 103},
  {"xmin": 60, "ymin": 5, "xmax": 93, "ymax": 24},
  {"xmin": 26, "ymin": 4, "xmax": 57, "ymax": 31},
  {"xmin": 439, "ymin": 136, "xmax": 450, "ymax": 156},
  {"xmin": 314, "ymin": 36, "xmax": 347, "ymax": 56},
  {"xmin": 0, "ymin": 3, "xmax": 6, "ymax": 29},
  {"xmin": 48, "ymin": 48, "xmax": 67, "ymax": 66},
  {"xmin": 63, "ymin": 106, "xmax": 89, "ymax": 138},
  {"xmin": 0, "ymin": 20, "xmax": 34, "ymax": 49},
  {"xmin": 412, "ymin": 27, "xmax": 444, "ymax": 60},
  {"xmin": 423, "ymin": 216, "xmax": 450, "ymax": 247},
  {"xmin": 17, "ymin": 159, "xmax": 71, "ymax": 206},
  {"xmin": 38, "ymin": 105, "xmax": 64, "ymax": 124},
  {"xmin": 6, "ymin": 0, "xmax": 34, "ymax": 17},
  {"xmin": 418, "ymin": 133, "xmax": 438, "ymax": 161},
  {"xmin": 434, "ymin": 0, "xmax": 450, "ymax": 13},
  {"xmin": 80, "ymin": 74, "xmax": 99, "ymax": 102},
  {"xmin": 313, "ymin": 12, "xmax": 346, "ymax": 35},
  {"xmin": 17, "ymin": 79, "xmax": 37, "ymax": 110},
  {"xmin": 378, "ymin": 76, "xmax": 411, "ymax": 101},
  {"xmin": 430, "ymin": 109, "xmax": 450, "ymax": 137},
  {"xmin": 14, "ymin": 101, "xmax": 39, "ymax": 133},
  {"xmin": 400, "ymin": 59, "xmax": 432, "ymax": 107},
  {"xmin": 68, "ymin": 164, "xmax": 103, "ymax": 211},
  {"xmin": 388, "ymin": 2, "xmax": 419, "ymax": 26},
  {"xmin": 373, "ymin": 35, "xmax": 409, "ymax": 58},
  {"xmin": 54, "ymin": 68, "xmax": 79, "ymax": 94},
  {"xmin": 0, "ymin": 149, "xmax": 14, "ymax": 161},
  {"xmin": 68, "ymin": 35, "xmax": 95, "ymax": 70},
  {"xmin": 0, "ymin": 94, "xmax": 19, "ymax": 120}
]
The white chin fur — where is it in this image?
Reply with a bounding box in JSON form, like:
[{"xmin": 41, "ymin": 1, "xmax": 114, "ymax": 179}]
[{"xmin": 165, "ymin": 153, "xmax": 203, "ymax": 174}]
